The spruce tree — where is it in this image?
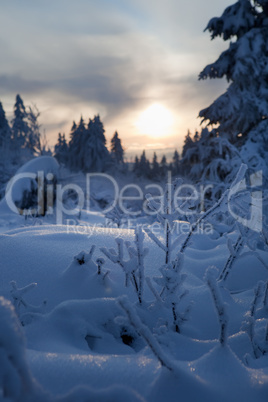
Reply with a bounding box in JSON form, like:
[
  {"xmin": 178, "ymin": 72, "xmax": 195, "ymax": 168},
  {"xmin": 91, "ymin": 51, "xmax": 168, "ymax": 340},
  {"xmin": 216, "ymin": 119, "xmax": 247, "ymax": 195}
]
[
  {"xmin": 68, "ymin": 117, "xmax": 86, "ymax": 171},
  {"xmin": 172, "ymin": 149, "xmax": 180, "ymax": 176},
  {"xmin": 11, "ymin": 94, "xmax": 30, "ymax": 150},
  {"xmin": 133, "ymin": 155, "xmax": 140, "ymax": 175},
  {"xmin": 0, "ymin": 102, "xmax": 11, "ymax": 148},
  {"xmin": 26, "ymin": 105, "xmax": 41, "ymax": 154},
  {"xmin": 54, "ymin": 133, "xmax": 68, "ymax": 165},
  {"xmin": 84, "ymin": 115, "xmax": 110, "ymax": 172},
  {"xmin": 151, "ymin": 152, "xmax": 160, "ymax": 178},
  {"xmin": 160, "ymin": 154, "xmax": 168, "ymax": 177},
  {"xmin": 111, "ymin": 131, "xmax": 124, "ymax": 165},
  {"xmin": 0, "ymin": 102, "xmax": 12, "ymax": 196},
  {"xmin": 182, "ymin": 130, "xmax": 194, "ymax": 158},
  {"xmin": 199, "ymin": 0, "xmax": 268, "ymax": 143}
]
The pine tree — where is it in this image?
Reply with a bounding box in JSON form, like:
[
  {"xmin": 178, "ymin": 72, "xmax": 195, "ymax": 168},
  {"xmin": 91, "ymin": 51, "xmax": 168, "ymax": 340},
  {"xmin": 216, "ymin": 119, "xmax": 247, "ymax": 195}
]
[
  {"xmin": 83, "ymin": 115, "xmax": 110, "ymax": 172},
  {"xmin": 182, "ymin": 130, "xmax": 194, "ymax": 158},
  {"xmin": 151, "ymin": 152, "xmax": 160, "ymax": 178},
  {"xmin": 199, "ymin": 0, "xmax": 268, "ymax": 143},
  {"xmin": 140, "ymin": 150, "xmax": 150, "ymax": 177},
  {"xmin": 26, "ymin": 105, "xmax": 41, "ymax": 154},
  {"xmin": 160, "ymin": 154, "xmax": 168, "ymax": 177},
  {"xmin": 68, "ymin": 117, "xmax": 86, "ymax": 171},
  {"xmin": 54, "ymin": 133, "xmax": 68, "ymax": 165},
  {"xmin": 172, "ymin": 149, "xmax": 180, "ymax": 176},
  {"xmin": 11, "ymin": 94, "xmax": 30, "ymax": 151},
  {"xmin": 132, "ymin": 155, "xmax": 140, "ymax": 175},
  {"xmin": 110, "ymin": 131, "xmax": 124, "ymax": 165},
  {"xmin": 181, "ymin": 128, "xmax": 241, "ymax": 186},
  {"xmin": 0, "ymin": 102, "xmax": 12, "ymax": 197},
  {"xmin": 0, "ymin": 102, "xmax": 11, "ymax": 148}
]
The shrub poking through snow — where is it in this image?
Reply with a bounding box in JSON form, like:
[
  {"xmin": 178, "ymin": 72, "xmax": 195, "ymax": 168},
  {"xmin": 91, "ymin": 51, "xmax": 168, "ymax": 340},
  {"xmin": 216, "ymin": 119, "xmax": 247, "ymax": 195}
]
[
  {"xmin": 75, "ymin": 246, "xmax": 95, "ymax": 266},
  {"xmin": 118, "ymin": 296, "xmax": 176, "ymax": 371},
  {"xmin": 101, "ymin": 226, "xmax": 148, "ymax": 304},
  {"xmin": 219, "ymin": 223, "xmax": 268, "ymax": 282},
  {"xmin": 145, "ymin": 183, "xmax": 194, "ymax": 332},
  {"xmin": 243, "ymin": 281, "xmax": 268, "ymax": 359},
  {"xmin": 153, "ymin": 254, "xmax": 190, "ymax": 333},
  {"xmin": 10, "ymin": 280, "xmax": 46, "ymax": 324},
  {"xmin": 64, "ymin": 246, "xmax": 110, "ymax": 283},
  {"xmin": 205, "ymin": 267, "xmax": 228, "ymax": 346}
]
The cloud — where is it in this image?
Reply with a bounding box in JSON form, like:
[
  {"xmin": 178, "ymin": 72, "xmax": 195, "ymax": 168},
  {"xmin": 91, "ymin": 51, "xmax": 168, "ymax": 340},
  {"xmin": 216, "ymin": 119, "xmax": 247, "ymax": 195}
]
[{"xmin": 0, "ymin": 0, "xmax": 232, "ymax": 148}]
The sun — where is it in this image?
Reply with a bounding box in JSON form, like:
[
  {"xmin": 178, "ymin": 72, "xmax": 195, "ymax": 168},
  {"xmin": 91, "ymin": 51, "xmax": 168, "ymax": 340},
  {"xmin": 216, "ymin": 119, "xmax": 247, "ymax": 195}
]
[{"xmin": 136, "ymin": 103, "xmax": 174, "ymax": 137}]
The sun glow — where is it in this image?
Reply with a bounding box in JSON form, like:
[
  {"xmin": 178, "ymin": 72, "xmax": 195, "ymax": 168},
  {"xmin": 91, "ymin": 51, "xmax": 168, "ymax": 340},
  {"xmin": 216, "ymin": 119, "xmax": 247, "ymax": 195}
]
[{"xmin": 136, "ymin": 103, "xmax": 174, "ymax": 137}]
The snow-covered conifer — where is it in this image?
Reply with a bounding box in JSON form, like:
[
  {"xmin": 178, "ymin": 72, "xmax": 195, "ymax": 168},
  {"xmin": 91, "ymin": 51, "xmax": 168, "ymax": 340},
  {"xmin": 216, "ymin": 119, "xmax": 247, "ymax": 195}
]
[
  {"xmin": 68, "ymin": 116, "xmax": 87, "ymax": 171},
  {"xmin": 172, "ymin": 149, "xmax": 180, "ymax": 176},
  {"xmin": 0, "ymin": 101, "xmax": 11, "ymax": 148},
  {"xmin": 26, "ymin": 105, "xmax": 41, "ymax": 154},
  {"xmin": 54, "ymin": 133, "xmax": 69, "ymax": 165},
  {"xmin": 0, "ymin": 102, "xmax": 13, "ymax": 194},
  {"xmin": 11, "ymin": 94, "xmax": 30, "ymax": 151},
  {"xmin": 111, "ymin": 131, "xmax": 124, "ymax": 165},
  {"xmin": 84, "ymin": 115, "xmax": 110, "ymax": 172},
  {"xmin": 160, "ymin": 155, "xmax": 168, "ymax": 177},
  {"xmin": 199, "ymin": 0, "xmax": 268, "ymax": 143},
  {"xmin": 150, "ymin": 152, "xmax": 160, "ymax": 179},
  {"xmin": 133, "ymin": 150, "xmax": 150, "ymax": 178}
]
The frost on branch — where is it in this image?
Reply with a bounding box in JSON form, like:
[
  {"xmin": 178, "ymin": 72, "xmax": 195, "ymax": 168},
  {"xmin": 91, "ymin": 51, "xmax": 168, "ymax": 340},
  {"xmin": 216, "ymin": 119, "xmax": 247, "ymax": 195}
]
[
  {"xmin": 205, "ymin": 267, "xmax": 228, "ymax": 346},
  {"xmin": 63, "ymin": 245, "xmax": 110, "ymax": 282},
  {"xmin": 145, "ymin": 182, "xmax": 192, "ymax": 332},
  {"xmin": 101, "ymin": 226, "xmax": 148, "ymax": 304},
  {"xmin": 219, "ymin": 222, "xmax": 268, "ymax": 282},
  {"xmin": 153, "ymin": 253, "xmax": 190, "ymax": 333},
  {"xmin": 118, "ymin": 296, "xmax": 176, "ymax": 372},
  {"xmin": 242, "ymin": 281, "xmax": 268, "ymax": 359},
  {"xmin": 10, "ymin": 280, "xmax": 47, "ymax": 325}
]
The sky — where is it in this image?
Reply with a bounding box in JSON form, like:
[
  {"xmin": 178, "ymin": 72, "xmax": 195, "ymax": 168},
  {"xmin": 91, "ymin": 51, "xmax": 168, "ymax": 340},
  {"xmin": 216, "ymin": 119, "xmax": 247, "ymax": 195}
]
[{"xmin": 0, "ymin": 0, "xmax": 232, "ymax": 159}]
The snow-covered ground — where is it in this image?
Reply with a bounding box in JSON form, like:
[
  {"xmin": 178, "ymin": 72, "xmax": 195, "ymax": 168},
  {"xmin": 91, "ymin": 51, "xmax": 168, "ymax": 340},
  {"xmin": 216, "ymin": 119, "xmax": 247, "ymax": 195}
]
[{"xmin": 0, "ymin": 158, "xmax": 268, "ymax": 402}]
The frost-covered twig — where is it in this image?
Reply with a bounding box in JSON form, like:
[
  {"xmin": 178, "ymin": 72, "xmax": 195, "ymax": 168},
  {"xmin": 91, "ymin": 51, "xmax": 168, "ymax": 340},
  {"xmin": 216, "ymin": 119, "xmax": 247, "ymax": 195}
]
[
  {"xmin": 135, "ymin": 226, "xmax": 147, "ymax": 303},
  {"xmin": 145, "ymin": 181, "xmax": 175, "ymax": 264},
  {"xmin": 10, "ymin": 281, "xmax": 46, "ymax": 324},
  {"xmin": 219, "ymin": 221, "xmax": 268, "ymax": 282},
  {"xmin": 101, "ymin": 227, "xmax": 148, "ymax": 304},
  {"xmin": 219, "ymin": 234, "xmax": 245, "ymax": 281},
  {"xmin": 205, "ymin": 267, "xmax": 228, "ymax": 346},
  {"xmin": 96, "ymin": 257, "xmax": 105, "ymax": 275},
  {"xmin": 145, "ymin": 277, "xmax": 162, "ymax": 303},
  {"xmin": 244, "ymin": 281, "xmax": 265, "ymax": 359},
  {"xmin": 154, "ymin": 253, "xmax": 187, "ymax": 333},
  {"xmin": 179, "ymin": 164, "xmax": 248, "ymax": 255},
  {"xmin": 118, "ymin": 296, "xmax": 176, "ymax": 371}
]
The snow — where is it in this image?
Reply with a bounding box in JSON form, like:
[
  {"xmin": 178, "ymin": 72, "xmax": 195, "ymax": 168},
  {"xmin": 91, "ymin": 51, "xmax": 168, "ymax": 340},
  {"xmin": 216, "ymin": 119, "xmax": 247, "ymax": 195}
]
[
  {"xmin": 0, "ymin": 155, "xmax": 267, "ymax": 401},
  {"xmin": 0, "ymin": 213, "xmax": 267, "ymax": 400}
]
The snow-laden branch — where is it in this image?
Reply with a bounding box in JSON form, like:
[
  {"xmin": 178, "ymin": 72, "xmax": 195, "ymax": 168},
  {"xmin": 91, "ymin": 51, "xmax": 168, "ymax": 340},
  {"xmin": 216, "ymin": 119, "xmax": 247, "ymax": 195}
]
[
  {"xmin": 101, "ymin": 226, "xmax": 148, "ymax": 304},
  {"xmin": 205, "ymin": 267, "xmax": 228, "ymax": 346},
  {"xmin": 118, "ymin": 296, "xmax": 176, "ymax": 371}
]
